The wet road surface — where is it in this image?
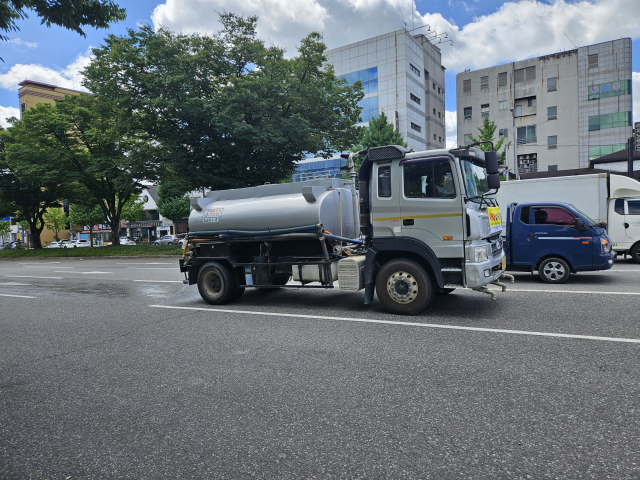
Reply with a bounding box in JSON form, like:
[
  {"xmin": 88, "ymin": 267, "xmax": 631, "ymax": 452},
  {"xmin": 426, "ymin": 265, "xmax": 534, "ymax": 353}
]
[{"xmin": 1, "ymin": 258, "xmax": 640, "ymax": 478}]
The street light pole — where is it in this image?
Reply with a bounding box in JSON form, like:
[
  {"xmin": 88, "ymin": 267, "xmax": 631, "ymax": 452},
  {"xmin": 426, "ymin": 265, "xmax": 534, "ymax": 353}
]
[{"xmin": 510, "ymin": 108, "xmax": 518, "ymax": 180}]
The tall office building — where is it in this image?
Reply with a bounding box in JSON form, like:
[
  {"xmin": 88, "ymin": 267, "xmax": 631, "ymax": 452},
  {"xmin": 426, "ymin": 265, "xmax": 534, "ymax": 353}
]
[
  {"xmin": 456, "ymin": 39, "xmax": 633, "ymax": 174},
  {"xmin": 294, "ymin": 29, "xmax": 447, "ymax": 181}
]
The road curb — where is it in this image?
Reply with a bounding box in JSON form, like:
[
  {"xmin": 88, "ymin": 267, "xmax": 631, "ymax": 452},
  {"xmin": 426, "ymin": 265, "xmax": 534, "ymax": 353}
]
[{"xmin": 0, "ymin": 255, "xmax": 183, "ymax": 262}]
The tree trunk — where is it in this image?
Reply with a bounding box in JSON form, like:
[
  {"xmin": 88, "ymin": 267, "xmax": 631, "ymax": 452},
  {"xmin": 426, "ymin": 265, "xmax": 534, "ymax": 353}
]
[
  {"xmin": 89, "ymin": 226, "xmax": 94, "ymax": 247},
  {"xmin": 110, "ymin": 217, "xmax": 120, "ymax": 246}
]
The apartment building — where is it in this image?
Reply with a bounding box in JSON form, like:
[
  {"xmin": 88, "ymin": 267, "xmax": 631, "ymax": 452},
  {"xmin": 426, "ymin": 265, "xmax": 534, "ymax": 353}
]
[{"xmin": 456, "ymin": 39, "xmax": 633, "ymax": 174}]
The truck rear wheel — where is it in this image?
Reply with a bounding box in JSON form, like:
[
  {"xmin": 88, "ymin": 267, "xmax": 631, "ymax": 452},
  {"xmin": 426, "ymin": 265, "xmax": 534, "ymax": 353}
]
[
  {"xmin": 375, "ymin": 259, "xmax": 433, "ymax": 315},
  {"xmin": 538, "ymin": 257, "xmax": 570, "ymax": 284},
  {"xmin": 197, "ymin": 262, "xmax": 238, "ymax": 305},
  {"xmin": 631, "ymin": 244, "xmax": 640, "ymax": 264}
]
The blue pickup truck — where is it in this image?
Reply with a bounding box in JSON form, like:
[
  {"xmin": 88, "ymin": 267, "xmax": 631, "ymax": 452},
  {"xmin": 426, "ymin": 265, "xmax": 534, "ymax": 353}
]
[{"xmin": 504, "ymin": 202, "xmax": 615, "ymax": 283}]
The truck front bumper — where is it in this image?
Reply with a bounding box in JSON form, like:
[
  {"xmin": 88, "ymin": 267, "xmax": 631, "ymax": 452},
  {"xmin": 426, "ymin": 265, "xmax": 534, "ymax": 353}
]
[{"xmin": 465, "ymin": 251, "xmax": 506, "ymax": 288}]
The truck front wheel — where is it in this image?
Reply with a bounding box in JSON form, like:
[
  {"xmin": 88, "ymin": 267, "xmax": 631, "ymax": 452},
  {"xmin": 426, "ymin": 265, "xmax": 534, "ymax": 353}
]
[
  {"xmin": 538, "ymin": 257, "xmax": 570, "ymax": 284},
  {"xmin": 631, "ymin": 243, "xmax": 640, "ymax": 264},
  {"xmin": 375, "ymin": 259, "xmax": 433, "ymax": 315},
  {"xmin": 197, "ymin": 262, "xmax": 238, "ymax": 305}
]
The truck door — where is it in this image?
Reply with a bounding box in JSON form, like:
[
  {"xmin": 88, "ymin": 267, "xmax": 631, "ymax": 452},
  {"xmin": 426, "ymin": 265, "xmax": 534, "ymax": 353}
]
[
  {"xmin": 509, "ymin": 206, "xmax": 538, "ymax": 266},
  {"xmin": 624, "ymin": 199, "xmax": 640, "ymax": 244},
  {"xmin": 399, "ymin": 157, "xmax": 464, "ymax": 258},
  {"xmin": 530, "ymin": 206, "xmax": 593, "ymax": 269},
  {"xmin": 608, "ymin": 199, "xmax": 631, "ymax": 252}
]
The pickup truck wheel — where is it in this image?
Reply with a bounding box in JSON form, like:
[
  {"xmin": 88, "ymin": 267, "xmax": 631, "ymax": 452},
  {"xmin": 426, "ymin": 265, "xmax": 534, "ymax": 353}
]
[
  {"xmin": 631, "ymin": 244, "xmax": 640, "ymax": 264},
  {"xmin": 538, "ymin": 258, "xmax": 570, "ymax": 284},
  {"xmin": 375, "ymin": 259, "xmax": 433, "ymax": 315},
  {"xmin": 197, "ymin": 262, "xmax": 238, "ymax": 305}
]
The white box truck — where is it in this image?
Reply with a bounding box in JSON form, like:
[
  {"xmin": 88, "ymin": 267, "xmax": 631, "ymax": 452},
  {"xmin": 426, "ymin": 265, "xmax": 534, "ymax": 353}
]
[{"xmin": 497, "ymin": 173, "xmax": 640, "ymax": 263}]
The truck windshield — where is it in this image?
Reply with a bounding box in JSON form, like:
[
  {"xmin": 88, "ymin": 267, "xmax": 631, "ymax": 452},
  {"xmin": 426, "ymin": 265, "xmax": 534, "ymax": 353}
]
[
  {"xmin": 569, "ymin": 205, "xmax": 597, "ymax": 226},
  {"xmin": 460, "ymin": 158, "xmax": 490, "ymax": 201}
]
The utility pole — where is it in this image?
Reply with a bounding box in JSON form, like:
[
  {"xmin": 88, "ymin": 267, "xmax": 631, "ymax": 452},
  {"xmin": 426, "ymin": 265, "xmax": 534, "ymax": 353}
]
[{"xmin": 510, "ymin": 108, "xmax": 518, "ymax": 180}]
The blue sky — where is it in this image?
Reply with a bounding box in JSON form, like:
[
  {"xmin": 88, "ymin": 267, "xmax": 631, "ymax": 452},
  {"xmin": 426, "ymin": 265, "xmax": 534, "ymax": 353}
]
[{"xmin": 1, "ymin": 0, "xmax": 638, "ymax": 146}]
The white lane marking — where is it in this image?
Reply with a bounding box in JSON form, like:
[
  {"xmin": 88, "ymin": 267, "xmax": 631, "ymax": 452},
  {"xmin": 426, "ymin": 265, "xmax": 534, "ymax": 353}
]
[
  {"xmin": 18, "ymin": 262, "xmax": 61, "ymax": 265},
  {"xmin": 490, "ymin": 288, "xmax": 640, "ymax": 296},
  {"xmin": 118, "ymin": 262, "xmax": 174, "ymax": 265},
  {"xmin": 0, "ymin": 293, "xmax": 36, "ymax": 298},
  {"xmin": 24, "ymin": 266, "xmax": 74, "ymax": 269},
  {"xmin": 80, "ymin": 271, "xmax": 113, "ymax": 275},
  {"xmin": 134, "ymin": 280, "xmax": 183, "ymax": 283},
  {"xmin": 149, "ymin": 305, "xmax": 640, "ymax": 345},
  {"xmin": 127, "ymin": 267, "xmax": 176, "ymax": 270},
  {"xmin": 0, "ymin": 282, "xmax": 30, "ymax": 286},
  {"xmin": 6, "ymin": 275, "xmax": 63, "ymax": 279}
]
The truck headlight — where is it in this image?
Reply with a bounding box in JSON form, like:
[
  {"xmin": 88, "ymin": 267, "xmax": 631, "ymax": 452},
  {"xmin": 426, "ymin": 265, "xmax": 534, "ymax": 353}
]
[
  {"xmin": 600, "ymin": 237, "xmax": 611, "ymax": 254},
  {"xmin": 474, "ymin": 245, "xmax": 489, "ymax": 263}
]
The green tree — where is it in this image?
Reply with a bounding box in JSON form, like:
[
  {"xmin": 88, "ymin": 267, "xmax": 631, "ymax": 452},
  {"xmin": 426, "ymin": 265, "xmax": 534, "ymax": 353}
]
[
  {"xmin": 0, "ymin": 124, "xmax": 72, "ymax": 248},
  {"xmin": 156, "ymin": 182, "xmax": 190, "ymax": 222},
  {"xmin": 0, "ymin": 220, "xmax": 10, "ymax": 244},
  {"xmin": 43, "ymin": 208, "xmax": 67, "ymax": 242},
  {"xmin": 467, "ymin": 117, "xmax": 507, "ymax": 163},
  {"xmin": 17, "ymin": 95, "xmax": 157, "ymax": 245},
  {"xmin": 68, "ymin": 203, "xmax": 104, "ymax": 247},
  {"xmin": 0, "ymin": 0, "xmax": 126, "ymax": 44},
  {"xmin": 344, "ymin": 110, "xmax": 407, "ymax": 178},
  {"xmin": 83, "ymin": 14, "xmax": 363, "ymax": 191}
]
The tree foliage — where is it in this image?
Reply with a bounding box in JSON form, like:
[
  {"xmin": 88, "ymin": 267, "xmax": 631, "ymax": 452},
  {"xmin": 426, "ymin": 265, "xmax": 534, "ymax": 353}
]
[
  {"xmin": 43, "ymin": 208, "xmax": 67, "ymax": 242},
  {"xmin": 0, "ymin": 124, "xmax": 72, "ymax": 248},
  {"xmin": 120, "ymin": 196, "xmax": 144, "ymax": 224},
  {"xmin": 467, "ymin": 117, "xmax": 507, "ymax": 164},
  {"xmin": 68, "ymin": 203, "xmax": 104, "ymax": 247},
  {"xmin": 0, "ymin": 0, "xmax": 126, "ymax": 43},
  {"xmin": 0, "ymin": 220, "xmax": 10, "ymax": 242},
  {"xmin": 83, "ymin": 14, "xmax": 364, "ymax": 192},
  {"xmin": 17, "ymin": 95, "xmax": 157, "ymax": 245},
  {"xmin": 156, "ymin": 181, "xmax": 190, "ymax": 222}
]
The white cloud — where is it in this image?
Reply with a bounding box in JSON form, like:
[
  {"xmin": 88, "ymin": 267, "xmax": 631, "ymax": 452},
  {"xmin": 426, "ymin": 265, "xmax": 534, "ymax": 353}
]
[
  {"xmin": 445, "ymin": 110, "xmax": 457, "ymax": 148},
  {"xmin": 151, "ymin": 0, "xmax": 640, "ymax": 72},
  {"xmin": 8, "ymin": 38, "xmax": 38, "ymax": 48},
  {"xmin": 0, "ymin": 106, "xmax": 19, "ymax": 128},
  {"xmin": 0, "ymin": 49, "xmax": 92, "ymax": 92},
  {"xmin": 634, "ymin": 72, "xmax": 640, "ymax": 123}
]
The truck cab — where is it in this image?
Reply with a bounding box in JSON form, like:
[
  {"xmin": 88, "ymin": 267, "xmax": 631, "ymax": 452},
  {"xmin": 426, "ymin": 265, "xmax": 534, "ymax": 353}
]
[{"xmin": 504, "ymin": 202, "xmax": 615, "ymax": 283}]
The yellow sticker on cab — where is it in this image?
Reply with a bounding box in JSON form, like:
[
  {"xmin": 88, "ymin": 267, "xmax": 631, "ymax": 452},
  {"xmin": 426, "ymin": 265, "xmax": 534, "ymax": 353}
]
[
  {"xmin": 487, "ymin": 206, "xmax": 502, "ymax": 227},
  {"xmin": 502, "ymin": 257, "xmax": 506, "ymax": 270}
]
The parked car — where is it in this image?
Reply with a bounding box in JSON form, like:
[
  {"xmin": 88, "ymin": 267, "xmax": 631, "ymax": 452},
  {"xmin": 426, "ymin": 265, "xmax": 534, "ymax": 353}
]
[
  {"xmin": 155, "ymin": 235, "xmax": 180, "ymax": 245},
  {"xmin": 119, "ymin": 237, "xmax": 136, "ymax": 246},
  {"xmin": 46, "ymin": 242, "xmax": 62, "ymax": 248},
  {"xmin": 64, "ymin": 240, "xmax": 91, "ymax": 248},
  {"xmin": 6, "ymin": 241, "xmax": 24, "ymax": 249},
  {"xmin": 58, "ymin": 239, "xmax": 71, "ymax": 247},
  {"xmin": 178, "ymin": 238, "xmax": 187, "ymax": 249}
]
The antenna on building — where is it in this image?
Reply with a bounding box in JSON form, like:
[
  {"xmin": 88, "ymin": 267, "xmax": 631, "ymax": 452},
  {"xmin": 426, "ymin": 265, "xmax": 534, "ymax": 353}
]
[{"xmin": 564, "ymin": 33, "xmax": 578, "ymax": 49}]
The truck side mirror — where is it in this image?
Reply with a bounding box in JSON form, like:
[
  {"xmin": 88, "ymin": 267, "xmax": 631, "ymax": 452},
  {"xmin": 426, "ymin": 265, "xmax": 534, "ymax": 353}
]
[
  {"xmin": 485, "ymin": 151, "xmax": 499, "ymax": 175},
  {"xmin": 574, "ymin": 218, "xmax": 587, "ymax": 231},
  {"xmin": 487, "ymin": 173, "xmax": 500, "ymax": 190}
]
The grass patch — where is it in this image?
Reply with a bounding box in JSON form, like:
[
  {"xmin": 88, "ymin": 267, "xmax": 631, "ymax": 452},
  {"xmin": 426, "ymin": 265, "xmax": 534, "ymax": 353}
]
[{"xmin": 0, "ymin": 245, "xmax": 183, "ymax": 258}]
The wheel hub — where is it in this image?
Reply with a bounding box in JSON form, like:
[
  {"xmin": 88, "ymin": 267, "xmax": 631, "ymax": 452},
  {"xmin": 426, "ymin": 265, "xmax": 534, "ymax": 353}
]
[
  {"xmin": 387, "ymin": 271, "xmax": 418, "ymax": 304},
  {"xmin": 543, "ymin": 262, "xmax": 565, "ymax": 280}
]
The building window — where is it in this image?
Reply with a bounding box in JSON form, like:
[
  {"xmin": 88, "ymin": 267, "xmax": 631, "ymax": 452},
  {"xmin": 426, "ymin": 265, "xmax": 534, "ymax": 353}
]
[
  {"xmin": 424, "ymin": 69, "xmax": 429, "ymax": 78},
  {"xmin": 498, "ymin": 72, "xmax": 508, "ymax": 86},
  {"xmin": 463, "ymin": 134, "xmax": 473, "ymax": 144},
  {"xmin": 516, "ymin": 125, "xmax": 536, "ymax": 145},
  {"xmin": 514, "ymin": 66, "xmax": 536, "ymax": 83},
  {"xmin": 437, "ymin": 87, "xmax": 441, "ymax": 94},
  {"xmin": 410, "ymin": 93, "xmax": 421, "ymax": 105},
  {"xmin": 547, "ymin": 135, "xmax": 557, "ymax": 149},
  {"xmin": 438, "ymin": 111, "xmax": 441, "ymax": 118},
  {"xmin": 433, "ymin": 108, "xmax": 436, "ymax": 115},
  {"xmin": 499, "ymin": 128, "xmax": 508, "ymax": 138},
  {"xmin": 547, "ymin": 77, "xmax": 557, "ymax": 92},
  {"xmin": 588, "ymin": 54, "xmax": 598, "ymax": 69},
  {"xmin": 410, "ymin": 122, "xmax": 422, "ymax": 133},
  {"xmin": 480, "ymin": 76, "xmax": 489, "ymax": 90},
  {"xmin": 547, "ymin": 106, "xmax": 557, "ymax": 120},
  {"xmin": 548, "ymin": 165, "xmax": 558, "ymax": 171},
  {"xmin": 409, "ymin": 63, "xmax": 420, "ymax": 76},
  {"xmin": 588, "ymin": 144, "xmax": 627, "ymax": 161},
  {"xmin": 462, "ymin": 79, "xmax": 471, "ymax": 93},
  {"xmin": 588, "ymin": 80, "xmax": 631, "ymax": 100},
  {"xmin": 463, "ymin": 107, "xmax": 472, "ymax": 120},
  {"xmin": 499, "ymin": 100, "xmax": 508, "ymax": 110},
  {"xmin": 439, "ymin": 136, "xmax": 442, "ymax": 143},
  {"xmin": 433, "ymin": 82, "xmax": 436, "ymax": 91},
  {"xmin": 481, "ymin": 104, "xmax": 490, "ymax": 117},
  {"xmin": 588, "ymin": 112, "xmax": 633, "ymax": 131},
  {"xmin": 378, "ymin": 165, "xmax": 392, "ymax": 197},
  {"xmin": 338, "ymin": 67, "xmax": 378, "ymax": 94},
  {"xmin": 358, "ymin": 96, "xmax": 379, "ymax": 123},
  {"xmin": 20, "ymin": 103, "xmax": 26, "ymax": 112},
  {"xmin": 433, "ymin": 134, "xmax": 437, "ymax": 140},
  {"xmin": 527, "ymin": 98, "xmax": 536, "ymax": 107},
  {"xmin": 518, "ymin": 153, "xmax": 538, "ymax": 173}
]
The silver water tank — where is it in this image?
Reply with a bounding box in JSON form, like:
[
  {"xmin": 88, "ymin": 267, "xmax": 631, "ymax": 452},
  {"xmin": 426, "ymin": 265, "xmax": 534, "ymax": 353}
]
[{"xmin": 189, "ymin": 178, "xmax": 360, "ymax": 239}]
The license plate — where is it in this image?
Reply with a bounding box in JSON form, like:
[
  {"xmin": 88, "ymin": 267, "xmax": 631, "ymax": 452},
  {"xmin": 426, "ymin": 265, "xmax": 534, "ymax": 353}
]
[{"xmin": 502, "ymin": 257, "xmax": 506, "ymax": 270}]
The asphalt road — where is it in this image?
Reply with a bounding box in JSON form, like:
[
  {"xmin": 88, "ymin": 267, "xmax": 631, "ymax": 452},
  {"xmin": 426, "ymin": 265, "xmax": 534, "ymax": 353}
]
[{"xmin": 1, "ymin": 257, "xmax": 640, "ymax": 479}]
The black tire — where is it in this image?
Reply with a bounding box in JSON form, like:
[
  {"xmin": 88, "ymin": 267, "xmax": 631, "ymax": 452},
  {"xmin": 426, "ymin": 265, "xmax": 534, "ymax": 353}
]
[
  {"xmin": 375, "ymin": 259, "xmax": 433, "ymax": 315},
  {"xmin": 631, "ymin": 243, "xmax": 640, "ymax": 265},
  {"xmin": 538, "ymin": 257, "xmax": 571, "ymax": 284},
  {"xmin": 437, "ymin": 288, "xmax": 456, "ymax": 294},
  {"xmin": 197, "ymin": 262, "xmax": 238, "ymax": 305}
]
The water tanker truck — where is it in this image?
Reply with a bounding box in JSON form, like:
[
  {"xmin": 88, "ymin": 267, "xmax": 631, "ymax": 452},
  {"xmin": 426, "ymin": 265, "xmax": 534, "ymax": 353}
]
[{"xmin": 179, "ymin": 144, "xmax": 514, "ymax": 315}]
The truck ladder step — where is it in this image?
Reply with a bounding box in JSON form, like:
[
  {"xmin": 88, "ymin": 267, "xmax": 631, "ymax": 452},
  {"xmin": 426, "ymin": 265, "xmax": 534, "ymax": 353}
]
[
  {"xmin": 444, "ymin": 284, "xmax": 464, "ymax": 288},
  {"xmin": 441, "ymin": 268, "xmax": 462, "ymax": 272}
]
